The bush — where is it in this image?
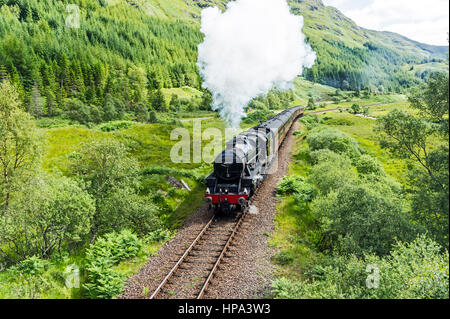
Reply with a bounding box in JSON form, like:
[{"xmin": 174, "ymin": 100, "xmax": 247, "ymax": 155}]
[
  {"xmin": 12, "ymin": 256, "xmax": 49, "ymax": 276},
  {"xmin": 277, "ymin": 175, "xmax": 306, "ymax": 195},
  {"xmin": 307, "ymin": 156, "xmax": 357, "ymax": 195},
  {"xmin": 300, "ymin": 114, "xmax": 320, "ymax": 129},
  {"xmin": 310, "ymin": 181, "xmax": 417, "ymax": 256},
  {"xmin": 272, "ymin": 236, "xmax": 449, "ymax": 299},
  {"xmin": 272, "ymin": 278, "xmax": 303, "ymax": 299},
  {"xmin": 97, "ymin": 121, "xmax": 134, "ymax": 132},
  {"xmin": 2, "ymin": 260, "xmax": 57, "ymax": 298},
  {"xmin": 133, "ymin": 102, "xmax": 149, "ymax": 123},
  {"xmin": 293, "ymin": 183, "xmax": 317, "ymax": 203},
  {"xmin": 273, "ymin": 251, "xmax": 294, "ymax": 265},
  {"xmin": 355, "ymin": 154, "xmax": 385, "ymax": 176},
  {"xmin": 141, "ymin": 166, "xmax": 205, "ymax": 182},
  {"xmin": 84, "ymin": 230, "xmax": 142, "ymax": 299},
  {"xmin": 323, "ymin": 117, "xmax": 354, "ymax": 126},
  {"xmin": 145, "ymin": 229, "xmax": 173, "ymax": 243},
  {"xmin": 1, "ymin": 174, "xmax": 95, "ymax": 262},
  {"xmin": 307, "ymin": 127, "xmax": 361, "ymax": 158},
  {"xmin": 244, "ymin": 108, "xmax": 274, "ymax": 124},
  {"xmin": 64, "ymin": 98, "xmax": 91, "ymax": 124},
  {"xmin": 148, "ymin": 110, "xmax": 158, "ymax": 123},
  {"xmin": 309, "ymin": 149, "xmax": 350, "ymax": 166},
  {"xmin": 350, "ymin": 103, "xmax": 361, "ymax": 114}
]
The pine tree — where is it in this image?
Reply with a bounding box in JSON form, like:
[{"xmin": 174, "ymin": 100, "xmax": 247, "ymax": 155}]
[
  {"xmin": 29, "ymin": 82, "xmax": 44, "ymax": 117},
  {"xmin": 151, "ymin": 89, "xmax": 167, "ymax": 112}
]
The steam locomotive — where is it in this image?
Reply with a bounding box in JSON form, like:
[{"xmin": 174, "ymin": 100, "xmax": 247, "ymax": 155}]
[{"xmin": 205, "ymin": 106, "xmax": 305, "ymax": 214}]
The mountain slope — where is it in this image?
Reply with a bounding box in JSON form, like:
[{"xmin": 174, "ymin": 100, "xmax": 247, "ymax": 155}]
[
  {"xmin": 137, "ymin": 0, "xmax": 449, "ymax": 91},
  {"xmin": 0, "ymin": 0, "xmax": 448, "ymax": 121}
]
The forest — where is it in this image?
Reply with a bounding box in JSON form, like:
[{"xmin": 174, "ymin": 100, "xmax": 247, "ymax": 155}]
[
  {"xmin": 0, "ymin": 0, "xmax": 447, "ymax": 127},
  {"xmin": 0, "ymin": 0, "xmax": 206, "ymax": 123}
]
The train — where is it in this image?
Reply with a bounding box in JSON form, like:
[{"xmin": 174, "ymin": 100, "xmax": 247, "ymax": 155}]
[{"xmin": 204, "ymin": 106, "xmax": 305, "ymax": 214}]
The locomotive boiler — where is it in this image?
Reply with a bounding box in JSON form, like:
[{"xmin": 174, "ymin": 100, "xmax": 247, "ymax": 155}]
[{"xmin": 205, "ymin": 106, "xmax": 305, "ymax": 214}]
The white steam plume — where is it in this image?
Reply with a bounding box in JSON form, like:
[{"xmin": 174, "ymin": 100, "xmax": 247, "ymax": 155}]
[{"xmin": 197, "ymin": 0, "xmax": 316, "ymax": 128}]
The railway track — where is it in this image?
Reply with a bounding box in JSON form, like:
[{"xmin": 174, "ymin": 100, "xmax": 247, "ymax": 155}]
[{"xmin": 150, "ymin": 210, "xmax": 248, "ymax": 299}]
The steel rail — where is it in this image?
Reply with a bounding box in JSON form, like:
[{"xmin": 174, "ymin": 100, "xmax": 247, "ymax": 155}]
[
  {"xmin": 149, "ymin": 215, "xmax": 215, "ymax": 299},
  {"xmin": 197, "ymin": 211, "xmax": 247, "ymax": 299}
]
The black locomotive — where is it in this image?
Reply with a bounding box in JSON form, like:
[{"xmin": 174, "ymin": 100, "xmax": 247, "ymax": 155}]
[{"xmin": 205, "ymin": 106, "xmax": 305, "ymax": 214}]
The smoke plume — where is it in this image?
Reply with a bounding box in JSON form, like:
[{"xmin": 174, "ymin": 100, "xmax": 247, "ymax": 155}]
[{"xmin": 197, "ymin": 0, "xmax": 316, "ymax": 128}]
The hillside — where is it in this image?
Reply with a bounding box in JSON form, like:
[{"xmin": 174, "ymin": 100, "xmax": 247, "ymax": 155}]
[{"xmin": 0, "ymin": 0, "xmax": 448, "ymax": 122}]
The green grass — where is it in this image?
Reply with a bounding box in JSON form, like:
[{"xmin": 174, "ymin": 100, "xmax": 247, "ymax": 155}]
[
  {"xmin": 319, "ymin": 112, "xmax": 409, "ymax": 183},
  {"xmin": 162, "ymin": 86, "xmax": 203, "ymax": 101},
  {"xmin": 270, "ymin": 123, "xmax": 318, "ymax": 278},
  {"xmin": 292, "ymin": 77, "xmax": 339, "ymax": 104}
]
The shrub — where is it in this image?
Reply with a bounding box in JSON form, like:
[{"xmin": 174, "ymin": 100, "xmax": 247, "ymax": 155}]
[
  {"xmin": 355, "ymin": 154, "xmax": 385, "ymax": 176},
  {"xmin": 277, "ymin": 175, "xmax": 305, "ymax": 195},
  {"xmin": 2, "ymin": 261, "xmax": 57, "ymax": 299},
  {"xmin": 307, "ymin": 127, "xmax": 361, "ymax": 158},
  {"xmin": 300, "ymin": 114, "xmax": 320, "ymax": 129},
  {"xmin": 271, "ymin": 278, "xmax": 303, "ymax": 299},
  {"xmin": 64, "ymin": 98, "xmax": 91, "ymax": 124},
  {"xmin": 148, "ymin": 110, "xmax": 158, "ymax": 123},
  {"xmin": 309, "ymin": 149, "xmax": 350, "ymax": 166},
  {"xmin": 350, "ymin": 103, "xmax": 361, "ymax": 114},
  {"xmin": 145, "ymin": 229, "xmax": 173, "ymax": 243},
  {"xmin": 84, "ymin": 230, "xmax": 142, "ymax": 299},
  {"xmin": 134, "ymin": 102, "xmax": 149, "ymax": 122},
  {"xmin": 12, "ymin": 256, "xmax": 49, "ymax": 276},
  {"xmin": 307, "ymin": 157, "xmax": 357, "ymax": 195},
  {"xmin": 1, "ymin": 174, "xmax": 95, "ymax": 261},
  {"xmin": 324, "ymin": 118, "xmax": 354, "ymax": 126},
  {"xmin": 293, "ymin": 183, "xmax": 317, "ymax": 203},
  {"xmin": 244, "ymin": 108, "xmax": 274, "ymax": 124},
  {"xmin": 272, "ymin": 236, "xmax": 449, "ymax": 299},
  {"xmin": 310, "ymin": 181, "xmax": 417, "ymax": 256},
  {"xmin": 141, "ymin": 166, "xmax": 205, "ymax": 182},
  {"xmin": 97, "ymin": 121, "xmax": 134, "ymax": 132},
  {"xmin": 274, "ymin": 251, "xmax": 294, "ymax": 265}
]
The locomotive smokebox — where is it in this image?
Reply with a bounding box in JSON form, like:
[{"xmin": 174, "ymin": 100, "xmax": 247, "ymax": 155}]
[{"xmin": 214, "ymin": 149, "xmax": 246, "ymax": 181}]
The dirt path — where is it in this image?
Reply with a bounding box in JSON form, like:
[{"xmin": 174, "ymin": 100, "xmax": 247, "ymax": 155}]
[
  {"xmin": 120, "ymin": 120, "xmax": 299, "ymax": 299},
  {"xmin": 179, "ymin": 117, "xmax": 215, "ymax": 122},
  {"xmin": 306, "ymin": 101, "xmax": 399, "ymax": 115}
]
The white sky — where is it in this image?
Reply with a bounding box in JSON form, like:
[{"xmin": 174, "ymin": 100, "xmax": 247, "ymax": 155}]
[{"xmin": 323, "ymin": 0, "xmax": 449, "ymax": 46}]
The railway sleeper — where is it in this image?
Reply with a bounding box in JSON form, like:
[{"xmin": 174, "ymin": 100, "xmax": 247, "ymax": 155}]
[
  {"xmin": 204, "ymin": 231, "xmax": 233, "ymax": 236},
  {"xmin": 183, "ymin": 259, "xmax": 216, "ymax": 265},
  {"xmin": 189, "ymin": 253, "xmax": 221, "ymax": 258},
  {"xmin": 192, "ymin": 247, "xmax": 222, "ymax": 252}
]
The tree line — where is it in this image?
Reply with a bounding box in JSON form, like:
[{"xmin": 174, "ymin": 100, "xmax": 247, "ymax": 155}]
[{"xmin": 0, "ymin": 0, "xmax": 205, "ymax": 124}]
